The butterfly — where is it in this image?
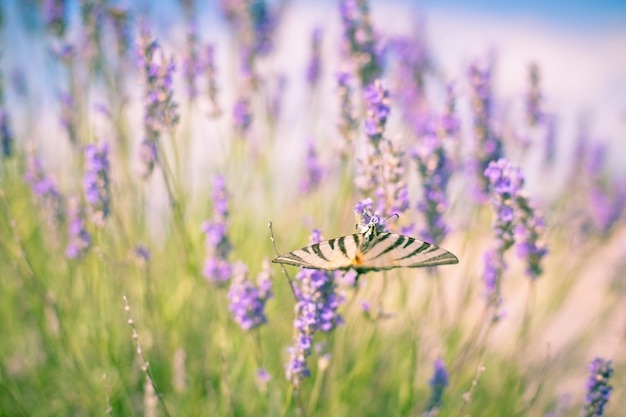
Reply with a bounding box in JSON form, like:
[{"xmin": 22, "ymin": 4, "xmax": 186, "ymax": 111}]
[{"xmin": 272, "ymin": 214, "xmax": 458, "ymax": 274}]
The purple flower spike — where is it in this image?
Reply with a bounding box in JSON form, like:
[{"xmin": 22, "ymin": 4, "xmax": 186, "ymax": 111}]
[
  {"xmin": 43, "ymin": 0, "xmax": 68, "ymax": 37},
  {"xmin": 228, "ymin": 259, "xmax": 273, "ymax": 331},
  {"xmin": 233, "ymin": 96, "xmax": 252, "ymax": 136},
  {"xmin": 413, "ymin": 131, "xmax": 453, "ymax": 243},
  {"xmin": 363, "ymin": 80, "xmax": 390, "ymax": 145},
  {"xmin": 306, "ymin": 28, "xmax": 322, "ymax": 88},
  {"xmin": 65, "ymin": 196, "xmax": 91, "ymax": 260},
  {"xmin": 378, "ymin": 137, "xmax": 410, "ymax": 218},
  {"xmin": 355, "ymin": 79, "xmax": 390, "ymax": 195},
  {"xmin": 24, "ymin": 149, "xmax": 65, "ymax": 229},
  {"xmin": 204, "ymin": 44, "xmax": 221, "ymax": 117},
  {"xmin": 137, "ymin": 26, "xmax": 179, "ymax": 178},
  {"xmin": 182, "ymin": 21, "xmax": 201, "ymax": 100},
  {"xmin": 83, "ymin": 142, "xmax": 111, "ymax": 227},
  {"xmin": 0, "ymin": 109, "xmax": 13, "ymax": 157},
  {"xmin": 425, "ymin": 359, "xmax": 449, "ymax": 413},
  {"xmin": 202, "ymin": 175, "xmax": 233, "ymax": 285},
  {"xmin": 107, "ymin": 7, "xmax": 132, "ymax": 60},
  {"xmin": 482, "ymin": 158, "xmax": 527, "ymax": 319},
  {"xmin": 515, "ymin": 195, "xmax": 548, "ymax": 279},
  {"xmin": 299, "ymin": 139, "xmax": 323, "ymax": 194},
  {"xmin": 484, "ymin": 158, "xmax": 523, "ymax": 251},
  {"xmin": 582, "ymin": 358, "xmax": 613, "ymax": 417},
  {"xmin": 526, "ymin": 63, "xmax": 543, "ymax": 127},
  {"xmin": 286, "ymin": 229, "xmax": 345, "ymax": 387},
  {"xmin": 338, "ymin": 0, "xmax": 382, "ymax": 85},
  {"xmin": 336, "ymin": 70, "xmax": 358, "ymax": 159},
  {"xmin": 469, "ymin": 60, "xmax": 503, "ymax": 200}
]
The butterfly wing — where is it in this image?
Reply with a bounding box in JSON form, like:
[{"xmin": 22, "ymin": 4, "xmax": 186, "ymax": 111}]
[
  {"xmin": 272, "ymin": 234, "xmax": 362, "ymax": 270},
  {"xmin": 359, "ymin": 233, "xmax": 459, "ymax": 271}
]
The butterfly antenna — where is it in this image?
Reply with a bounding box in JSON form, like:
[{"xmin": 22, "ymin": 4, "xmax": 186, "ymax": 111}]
[
  {"xmin": 381, "ymin": 213, "xmax": 399, "ymax": 224},
  {"xmin": 268, "ymin": 220, "xmax": 298, "ymax": 301}
]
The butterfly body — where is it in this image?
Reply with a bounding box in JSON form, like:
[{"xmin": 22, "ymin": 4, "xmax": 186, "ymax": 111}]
[{"xmin": 272, "ymin": 221, "xmax": 458, "ymax": 274}]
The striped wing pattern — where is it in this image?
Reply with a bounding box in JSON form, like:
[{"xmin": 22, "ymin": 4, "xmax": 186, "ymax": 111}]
[
  {"xmin": 272, "ymin": 232, "xmax": 458, "ymax": 272},
  {"xmin": 272, "ymin": 234, "xmax": 362, "ymax": 270}
]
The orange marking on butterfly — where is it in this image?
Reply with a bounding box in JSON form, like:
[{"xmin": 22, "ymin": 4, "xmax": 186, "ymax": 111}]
[{"xmin": 352, "ymin": 253, "xmax": 363, "ymax": 267}]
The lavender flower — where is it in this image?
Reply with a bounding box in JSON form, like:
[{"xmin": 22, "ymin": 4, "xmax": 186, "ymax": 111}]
[
  {"xmin": 482, "ymin": 248, "xmax": 504, "ymax": 315},
  {"xmin": 0, "ymin": 108, "xmax": 12, "ymax": 157},
  {"xmin": 182, "ymin": 21, "xmax": 201, "ymax": 100},
  {"xmin": 80, "ymin": 0, "xmax": 105, "ymax": 65},
  {"xmin": 355, "ymin": 80, "xmax": 390, "ymax": 194},
  {"xmin": 590, "ymin": 180, "xmax": 626, "ymax": 236},
  {"xmin": 138, "ymin": 139, "xmax": 157, "ymax": 179},
  {"xmin": 220, "ymin": 0, "xmax": 276, "ymax": 59},
  {"xmin": 65, "ymin": 196, "xmax": 91, "ymax": 259},
  {"xmin": 515, "ymin": 195, "xmax": 547, "ymax": 279},
  {"xmin": 379, "ymin": 137, "xmax": 410, "ymax": 217},
  {"xmin": 354, "ymin": 198, "xmax": 382, "ymax": 227},
  {"xmin": 233, "ymin": 95, "xmax": 252, "ymax": 136},
  {"xmin": 336, "ymin": 70, "xmax": 358, "ymax": 160},
  {"xmin": 425, "ymin": 359, "xmax": 449, "ymax": 414},
  {"xmin": 338, "ymin": 0, "xmax": 382, "ymax": 86},
  {"xmin": 469, "ymin": 60, "xmax": 503, "ymax": 200},
  {"xmin": 439, "ymin": 82, "xmax": 460, "ymax": 137},
  {"xmin": 390, "ymin": 36, "xmax": 429, "ymax": 135},
  {"xmin": 483, "ymin": 158, "xmax": 524, "ymax": 319},
  {"xmin": 412, "ymin": 131, "xmax": 453, "ymax": 243},
  {"xmin": 286, "ymin": 229, "xmax": 345, "ymax": 387},
  {"xmin": 306, "ymin": 28, "xmax": 322, "ymax": 88},
  {"xmin": 526, "ymin": 63, "xmax": 543, "ymax": 127},
  {"xmin": 83, "ymin": 142, "xmax": 111, "ymax": 227},
  {"xmin": 133, "ymin": 244, "xmax": 151, "ymax": 265},
  {"xmin": 202, "ymin": 175, "xmax": 232, "ymax": 284},
  {"xmin": 43, "ymin": 0, "xmax": 68, "ymax": 37},
  {"xmin": 204, "ymin": 44, "xmax": 221, "ymax": 117},
  {"xmin": 582, "ymin": 358, "xmax": 613, "ymax": 417},
  {"xmin": 24, "ymin": 149, "xmax": 65, "ymax": 229},
  {"xmin": 363, "ymin": 79, "xmax": 390, "ymax": 145},
  {"xmin": 107, "ymin": 7, "xmax": 132, "ymax": 61},
  {"xmin": 484, "ymin": 158, "xmax": 524, "ymax": 251},
  {"xmin": 137, "ymin": 26, "xmax": 179, "ymax": 178},
  {"xmin": 59, "ymin": 92, "xmax": 78, "ymax": 147},
  {"xmin": 299, "ymin": 139, "xmax": 323, "ymax": 193},
  {"xmin": 228, "ymin": 259, "xmax": 273, "ymax": 331}
]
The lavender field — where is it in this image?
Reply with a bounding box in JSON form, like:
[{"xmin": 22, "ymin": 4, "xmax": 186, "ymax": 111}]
[{"xmin": 0, "ymin": 0, "xmax": 624, "ymax": 416}]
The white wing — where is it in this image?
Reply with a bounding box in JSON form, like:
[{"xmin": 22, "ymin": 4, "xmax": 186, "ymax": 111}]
[
  {"xmin": 358, "ymin": 233, "xmax": 459, "ymax": 271},
  {"xmin": 272, "ymin": 234, "xmax": 362, "ymax": 270}
]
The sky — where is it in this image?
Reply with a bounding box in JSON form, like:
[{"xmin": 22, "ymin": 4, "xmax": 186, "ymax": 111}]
[{"xmin": 2, "ymin": 0, "xmax": 625, "ymax": 183}]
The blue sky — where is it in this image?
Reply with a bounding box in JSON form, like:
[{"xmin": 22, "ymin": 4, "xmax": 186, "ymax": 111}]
[{"xmin": 404, "ymin": 0, "xmax": 626, "ymax": 29}]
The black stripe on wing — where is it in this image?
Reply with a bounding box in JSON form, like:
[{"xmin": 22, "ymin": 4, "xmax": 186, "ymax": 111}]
[{"xmin": 272, "ymin": 251, "xmax": 315, "ymax": 268}]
